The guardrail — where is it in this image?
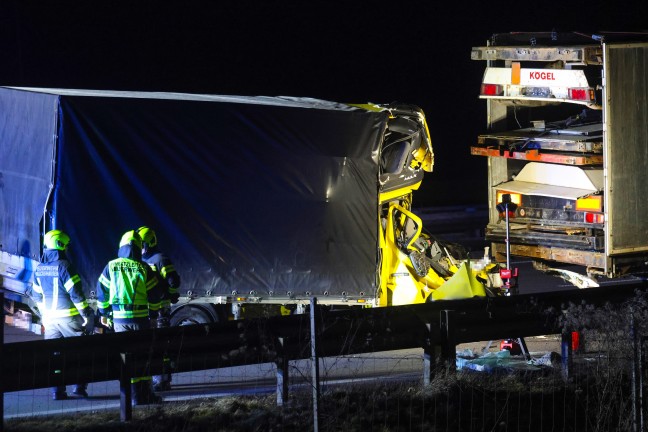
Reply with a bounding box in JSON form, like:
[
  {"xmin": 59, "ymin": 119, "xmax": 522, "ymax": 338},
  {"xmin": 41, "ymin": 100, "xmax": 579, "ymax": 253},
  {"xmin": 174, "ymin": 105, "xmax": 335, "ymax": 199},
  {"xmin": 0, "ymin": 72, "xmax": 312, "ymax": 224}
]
[{"xmin": 2, "ymin": 281, "xmax": 648, "ymax": 424}]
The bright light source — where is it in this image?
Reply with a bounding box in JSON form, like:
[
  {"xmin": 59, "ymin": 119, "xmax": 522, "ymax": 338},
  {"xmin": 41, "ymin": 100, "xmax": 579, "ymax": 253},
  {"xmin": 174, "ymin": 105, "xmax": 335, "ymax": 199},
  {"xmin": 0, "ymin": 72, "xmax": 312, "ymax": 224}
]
[{"xmin": 496, "ymin": 191, "xmax": 521, "ymax": 205}]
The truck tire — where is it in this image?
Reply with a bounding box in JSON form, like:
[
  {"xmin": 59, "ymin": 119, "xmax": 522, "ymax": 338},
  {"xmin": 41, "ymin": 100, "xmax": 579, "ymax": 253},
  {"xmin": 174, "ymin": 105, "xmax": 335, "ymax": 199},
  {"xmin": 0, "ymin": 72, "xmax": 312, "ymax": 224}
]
[{"xmin": 170, "ymin": 304, "xmax": 219, "ymax": 326}]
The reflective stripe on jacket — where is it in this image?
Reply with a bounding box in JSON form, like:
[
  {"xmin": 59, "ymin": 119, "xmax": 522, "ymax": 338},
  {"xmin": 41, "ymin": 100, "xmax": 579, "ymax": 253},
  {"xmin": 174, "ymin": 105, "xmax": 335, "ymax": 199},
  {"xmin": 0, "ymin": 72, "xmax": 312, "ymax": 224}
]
[
  {"xmin": 32, "ymin": 249, "xmax": 89, "ymax": 321},
  {"xmin": 96, "ymin": 244, "xmax": 162, "ymax": 324},
  {"xmin": 143, "ymin": 247, "xmax": 181, "ymax": 308}
]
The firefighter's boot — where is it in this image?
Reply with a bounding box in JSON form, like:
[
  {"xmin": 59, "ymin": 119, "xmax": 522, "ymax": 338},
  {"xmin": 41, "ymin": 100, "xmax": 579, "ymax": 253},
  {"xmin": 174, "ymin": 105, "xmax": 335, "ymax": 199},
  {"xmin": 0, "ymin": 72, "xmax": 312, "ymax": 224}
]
[{"xmin": 153, "ymin": 357, "xmax": 172, "ymax": 391}]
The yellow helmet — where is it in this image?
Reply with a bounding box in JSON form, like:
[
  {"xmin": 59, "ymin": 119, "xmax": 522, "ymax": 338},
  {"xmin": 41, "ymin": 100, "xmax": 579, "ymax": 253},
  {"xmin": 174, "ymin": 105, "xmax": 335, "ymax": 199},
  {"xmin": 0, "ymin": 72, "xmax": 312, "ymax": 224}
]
[
  {"xmin": 120, "ymin": 230, "xmax": 142, "ymax": 249},
  {"xmin": 44, "ymin": 230, "xmax": 70, "ymax": 251},
  {"xmin": 137, "ymin": 226, "xmax": 157, "ymax": 248}
]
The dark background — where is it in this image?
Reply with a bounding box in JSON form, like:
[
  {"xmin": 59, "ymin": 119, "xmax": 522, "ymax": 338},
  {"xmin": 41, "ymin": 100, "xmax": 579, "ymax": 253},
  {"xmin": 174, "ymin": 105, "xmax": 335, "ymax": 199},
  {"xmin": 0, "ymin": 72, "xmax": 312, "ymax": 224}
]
[{"xmin": 1, "ymin": 1, "xmax": 646, "ymax": 207}]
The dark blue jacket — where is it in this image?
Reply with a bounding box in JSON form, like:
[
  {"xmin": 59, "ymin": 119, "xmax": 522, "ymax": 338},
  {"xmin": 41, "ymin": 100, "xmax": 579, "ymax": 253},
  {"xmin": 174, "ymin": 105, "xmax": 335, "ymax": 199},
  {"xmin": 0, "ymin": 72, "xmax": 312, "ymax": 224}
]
[{"xmin": 32, "ymin": 249, "xmax": 91, "ymax": 321}]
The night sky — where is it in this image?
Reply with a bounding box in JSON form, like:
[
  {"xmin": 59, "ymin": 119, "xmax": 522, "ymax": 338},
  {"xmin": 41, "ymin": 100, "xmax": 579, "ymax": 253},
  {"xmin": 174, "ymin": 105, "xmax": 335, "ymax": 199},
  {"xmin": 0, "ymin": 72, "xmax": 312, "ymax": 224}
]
[{"xmin": 1, "ymin": 1, "xmax": 646, "ymax": 206}]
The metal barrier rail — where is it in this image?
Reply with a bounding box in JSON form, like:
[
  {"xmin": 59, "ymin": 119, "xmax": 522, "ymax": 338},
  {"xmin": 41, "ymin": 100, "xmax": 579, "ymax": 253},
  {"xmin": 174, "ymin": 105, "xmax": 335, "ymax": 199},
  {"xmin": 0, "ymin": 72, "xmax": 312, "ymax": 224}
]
[{"xmin": 2, "ymin": 280, "xmax": 647, "ymax": 422}]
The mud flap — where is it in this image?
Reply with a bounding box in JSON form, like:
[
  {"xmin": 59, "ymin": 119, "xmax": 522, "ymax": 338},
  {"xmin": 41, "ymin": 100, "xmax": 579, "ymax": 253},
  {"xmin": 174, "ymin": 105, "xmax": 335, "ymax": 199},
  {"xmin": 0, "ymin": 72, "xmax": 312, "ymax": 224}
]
[{"xmin": 430, "ymin": 262, "xmax": 486, "ymax": 301}]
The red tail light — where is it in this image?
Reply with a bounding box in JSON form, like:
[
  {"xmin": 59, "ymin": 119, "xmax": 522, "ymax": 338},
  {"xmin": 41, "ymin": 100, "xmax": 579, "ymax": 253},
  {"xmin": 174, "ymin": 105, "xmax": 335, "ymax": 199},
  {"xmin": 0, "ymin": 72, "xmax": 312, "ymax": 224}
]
[
  {"xmin": 568, "ymin": 88, "xmax": 593, "ymax": 101},
  {"xmin": 481, "ymin": 84, "xmax": 503, "ymax": 96},
  {"xmin": 584, "ymin": 212, "xmax": 604, "ymax": 224}
]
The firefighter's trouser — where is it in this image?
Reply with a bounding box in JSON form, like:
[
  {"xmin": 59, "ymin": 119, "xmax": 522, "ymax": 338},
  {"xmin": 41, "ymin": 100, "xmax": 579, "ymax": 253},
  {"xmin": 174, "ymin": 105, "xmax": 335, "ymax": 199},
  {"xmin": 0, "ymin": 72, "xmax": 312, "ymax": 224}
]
[
  {"xmin": 114, "ymin": 319, "xmax": 157, "ymax": 401},
  {"xmin": 45, "ymin": 315, "xmax": 87, "ymax": 395}
]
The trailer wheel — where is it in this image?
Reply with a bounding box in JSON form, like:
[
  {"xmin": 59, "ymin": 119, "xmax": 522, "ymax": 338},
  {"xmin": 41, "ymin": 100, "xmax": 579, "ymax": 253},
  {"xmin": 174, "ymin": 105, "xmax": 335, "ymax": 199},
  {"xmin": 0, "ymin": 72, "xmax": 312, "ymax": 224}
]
[{"xmin": 170, "ymin": 304, "xmax": 219, "ymax": 326}]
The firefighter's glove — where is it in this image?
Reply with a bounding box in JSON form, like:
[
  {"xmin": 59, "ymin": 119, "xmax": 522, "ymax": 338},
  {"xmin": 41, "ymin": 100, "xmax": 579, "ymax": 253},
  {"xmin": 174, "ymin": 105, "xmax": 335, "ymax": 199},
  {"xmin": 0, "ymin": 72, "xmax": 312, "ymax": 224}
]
[
  {"xmin": 82, "ymin": 309, "xmax": 96, "ymax": 335},
  {"xmin": 170, "ymin": 293, "xmax": 180, "ymax": 304},
  {"xmin": 100, "ymin": 315, "xmax": 113, "ymax": 329}
]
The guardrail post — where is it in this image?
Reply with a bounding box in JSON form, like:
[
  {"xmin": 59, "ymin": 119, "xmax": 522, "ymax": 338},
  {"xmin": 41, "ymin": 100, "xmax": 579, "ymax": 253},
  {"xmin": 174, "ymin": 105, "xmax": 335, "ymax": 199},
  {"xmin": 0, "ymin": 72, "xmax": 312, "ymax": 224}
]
[
  {"xmin": 560, "ymin": 331, "xmax": 573, "ymax": 381},
  {"xmin": 440, "ymin": 310, "xmax": 456, "ymax": 372},
  {"xmin": 120, "ymin": 353, "xmax": 133, "ymax": 422},
  {"xmin": 275, "ymin": 337, "xmax": 289, "ymax": 407},
  {"xmin": 423, "ymin": 322, "xmax": 441, "ymax": 385},
  {"xmin": 310, "ymin": 297, "xmax": 320, "ymax": 432}
]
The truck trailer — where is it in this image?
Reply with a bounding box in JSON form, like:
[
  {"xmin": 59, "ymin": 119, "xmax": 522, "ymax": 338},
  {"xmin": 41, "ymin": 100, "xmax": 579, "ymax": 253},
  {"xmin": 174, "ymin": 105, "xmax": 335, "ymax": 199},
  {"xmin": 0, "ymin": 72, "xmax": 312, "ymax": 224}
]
[
  {"xmin": 0, "ymin": 87, "xmax": 491, "ymax": 326},
  {"xmin": 471, "ymin": 32, "xmax": 648, "ymax": 282}
]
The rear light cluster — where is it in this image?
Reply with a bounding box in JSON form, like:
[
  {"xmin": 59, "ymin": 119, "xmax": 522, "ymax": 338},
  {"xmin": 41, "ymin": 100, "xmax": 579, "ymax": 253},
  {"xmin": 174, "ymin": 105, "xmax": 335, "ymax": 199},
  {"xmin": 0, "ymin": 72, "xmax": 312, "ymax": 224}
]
[
  {"xmin": 481, "ymin": 84, "xmax": 503, "ymax": 96},
  {"xmin": 568, "ymin": 88, "xmax": 595, "ymax": 101},
  {"xmin": 584, "ymin": 212, "xmax": 604, "ymax": 224},
  {"xmin": 480, "ymin": 84, "xmax": 595, "ymax": 102},
  {"xmin": 517, "ymin": 207, "xmax": 603, "ymax": 224},
  {"xmin": 496, "ymin": 190, "xmax": 605, "ymax": 224}
]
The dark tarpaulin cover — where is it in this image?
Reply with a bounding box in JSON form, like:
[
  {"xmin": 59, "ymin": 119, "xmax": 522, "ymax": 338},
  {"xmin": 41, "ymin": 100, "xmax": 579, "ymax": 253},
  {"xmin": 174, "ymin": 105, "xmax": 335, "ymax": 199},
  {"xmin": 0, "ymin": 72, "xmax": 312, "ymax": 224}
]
[
  {"xmin": 52, "ymin": 93, "xmax": 386, "ymax": 298},
  {"xmin": 0, "ymin": 88, "xmax": 58, "ymax": 261}
]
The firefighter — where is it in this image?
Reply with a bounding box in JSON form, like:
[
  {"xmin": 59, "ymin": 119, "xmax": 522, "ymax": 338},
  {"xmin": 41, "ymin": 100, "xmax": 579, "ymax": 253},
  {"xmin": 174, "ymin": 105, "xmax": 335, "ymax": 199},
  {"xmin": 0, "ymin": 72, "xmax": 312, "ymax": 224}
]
[
  {"xmin": 31, "ymin": 229, "xmax": 95, "ymax": 400},
  {"xmin": 96, "ymin": 230, "xmax": 164, "ymax": 405},
  {"xmin": 137, "ymin": 226, "xmax": 181, "ymax": 391}
]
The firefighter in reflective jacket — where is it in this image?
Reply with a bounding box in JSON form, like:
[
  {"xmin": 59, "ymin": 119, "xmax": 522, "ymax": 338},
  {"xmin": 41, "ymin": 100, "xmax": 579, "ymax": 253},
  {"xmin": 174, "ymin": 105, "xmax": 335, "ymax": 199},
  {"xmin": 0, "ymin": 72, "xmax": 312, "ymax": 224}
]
[
  {"xmin": 96, "ymin": 230, "xmax": 164, "ymax": 405},
  {"xmin": 137, "ymin": 226, "xmax": 180, "ymax": 391},
  {"xmin": 31, "ymin": 229, "xmax": 95, "ymax": 401}
]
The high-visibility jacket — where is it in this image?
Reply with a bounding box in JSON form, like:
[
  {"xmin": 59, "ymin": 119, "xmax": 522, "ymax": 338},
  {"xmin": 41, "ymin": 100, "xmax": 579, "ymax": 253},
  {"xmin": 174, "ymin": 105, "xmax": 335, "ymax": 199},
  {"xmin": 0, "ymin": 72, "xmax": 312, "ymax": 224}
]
[
  {"xmin": 31, "ymin": 249, "xmax": 90, "ymax": 322},
  {"xmin": 96, "ymin": 244, "xmax": 163, "ymax": 324},
  {"xmin": 143, "ymin": 246, "xmax": 181, "ymax": 308}
]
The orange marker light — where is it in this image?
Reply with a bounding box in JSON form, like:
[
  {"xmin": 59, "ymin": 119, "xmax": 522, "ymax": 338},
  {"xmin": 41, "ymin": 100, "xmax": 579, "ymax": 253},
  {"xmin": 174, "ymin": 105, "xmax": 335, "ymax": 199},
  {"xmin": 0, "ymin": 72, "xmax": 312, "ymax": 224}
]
[
  {"xmin": 576, "ymin": 195, "xmax": 602, "ymax": 212},
  {"xmin": 511, "ymin": 62, "xmax": 521, "ymax": 85}
]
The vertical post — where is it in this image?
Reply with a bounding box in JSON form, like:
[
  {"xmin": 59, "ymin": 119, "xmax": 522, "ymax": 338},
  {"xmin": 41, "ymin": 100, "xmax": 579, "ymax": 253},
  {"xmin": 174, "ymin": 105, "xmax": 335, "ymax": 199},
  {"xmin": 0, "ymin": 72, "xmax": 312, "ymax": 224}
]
[
  {"xmin": 310, "ymin": 297, "xmax": 320, "ymax": 432},
  {"xmin": 505, "ymin": 203, "xmax": 511, "ymax": 273},
  {"xmin": 120, "ymin": 353, "xmax": 133, "ymax": 422},
  {"xmin": 423, "ymin": 322, "xmax": 442, "ymax": 385},
  {"xmin": 631, "ymin": 312, "xmax": 644, "ymax": 432},
  {"xmin": 560, "ymin": 331, "xmax": 573, "ymax": 381},
  {"xmin": 275, "ymin": 337, "xmax": 289, "ymax": 407},
  {"xmin": 440, "ymin": 310, "xmax": 456, "ymax": 372}
]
